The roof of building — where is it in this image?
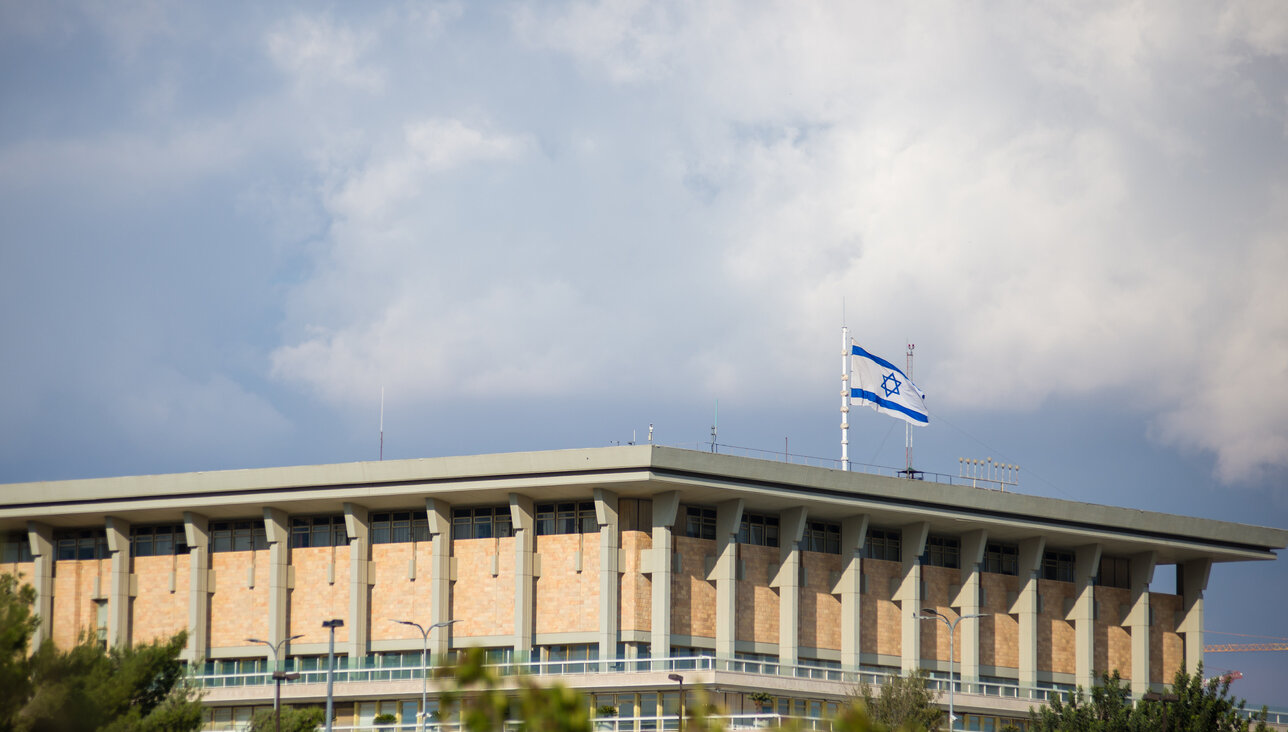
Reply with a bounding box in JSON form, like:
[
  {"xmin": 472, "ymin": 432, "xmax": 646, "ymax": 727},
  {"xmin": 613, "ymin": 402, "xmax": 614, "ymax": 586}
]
[{"xmin": 2, "ymin": 445, "xmax": 1285, "ymax": 564}]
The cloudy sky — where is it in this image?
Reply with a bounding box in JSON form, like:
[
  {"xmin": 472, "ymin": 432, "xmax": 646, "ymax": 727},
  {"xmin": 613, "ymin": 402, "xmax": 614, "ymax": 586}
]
[{"xmin": 2, "ymin": 0, "xmax": 1287, "ymax": 704}]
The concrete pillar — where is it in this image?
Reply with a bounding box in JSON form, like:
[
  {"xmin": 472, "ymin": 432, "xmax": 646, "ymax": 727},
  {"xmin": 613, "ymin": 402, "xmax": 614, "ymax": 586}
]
[
  {"xmin": 509, "ymin": 493, "xmax": 536, "ymax": 660},
  {"xmin": 1178, "ymin": 558, "xmax": 1211, "ymax": 676},
  {"xmin": 839, "ymin": 514, "xmax": 869, "ymax": 672},
  {"xmin": 713, "ymin": 498, "xmax": 744, "ymax": 663},
  {"xmin": 263, "ymin": 508, "xmax": 291, "ymax": 651},
  {"xmin": 425, "ymin": 498, "xmax": 453, "ymax": 658},
  {"xmin": 26, "ymin": 521, "xmax": 54, "ymax": 650},
  {"xmin": 1072, "ymin": 543, "xmax": 1103, "ymax": 690},
  {"xmin": 183, "ymin": 512, "xmax": 211, "ymax": 663},
  {"xmin": 957, "ymin": 530, "xmax": 988, "ymax": 685},
  {"xmin": 594, "ymin": 488, "xmax": 620, "ymax": 668},
  {"xmin": 900, "ymin": 521, "xmax": 930, "ymax": 674},
  {"xmin": 773, "ymin": 507, "xmax": 807, "ymax": 667},
  {"xmin": 650, "ymin": 491, "xmax": 680, "ymax": 669},
  {"xmin": 1014, "ymin": 537, "xmax": 1045, "ymax": 689},
  {"xmin": 343, "ymin": 503, "xmax": 370, "ymax": 660},
  {"xmin": 1128, "ymin": 551, "xmax": 1157, "ymax": 695},
  {"xmin": 104, "ymin": 516, "xmax": 131, "ymax": 649}
]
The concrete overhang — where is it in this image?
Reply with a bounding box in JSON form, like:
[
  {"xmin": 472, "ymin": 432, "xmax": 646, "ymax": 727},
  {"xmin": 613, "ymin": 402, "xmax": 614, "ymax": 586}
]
[{"xmin": 1, "ymin": 445, "xmax": 1284, "ymax": 566}]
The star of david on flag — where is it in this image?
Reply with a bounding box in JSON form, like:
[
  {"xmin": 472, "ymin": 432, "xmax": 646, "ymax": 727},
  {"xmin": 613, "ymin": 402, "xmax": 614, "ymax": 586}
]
[{"xmin": 850, "ymin": 342, "xmax": 929, "ymax": 426}]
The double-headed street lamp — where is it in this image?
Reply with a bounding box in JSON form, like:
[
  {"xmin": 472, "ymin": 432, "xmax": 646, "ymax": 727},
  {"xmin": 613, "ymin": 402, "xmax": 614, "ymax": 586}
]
[
  {"xmin": 246, "ymin": 634, "xmax": 304, "ymax": 732},
  {"xmin": 917, "ymin": 609, "xmax": 987, "ymax": 731},
  {"xmin": 392, "ymin": 618, "xmax": 461, "ymax": 732}
]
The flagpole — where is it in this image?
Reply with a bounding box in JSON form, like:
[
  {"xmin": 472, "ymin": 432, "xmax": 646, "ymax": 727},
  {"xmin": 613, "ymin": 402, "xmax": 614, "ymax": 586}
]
[
  {"xmin": 904, "ymin": 344, "xmax": 914, "ymax": 475},
  {"xmin": 841, "ymin": 326, "xmax": 850, "ymax": 471}
]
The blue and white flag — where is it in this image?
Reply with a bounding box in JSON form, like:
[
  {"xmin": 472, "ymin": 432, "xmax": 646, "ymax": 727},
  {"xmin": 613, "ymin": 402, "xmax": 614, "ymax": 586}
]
[{"xmin": 850, "ymin": 342, "xmax": 929, "ymax": 426}]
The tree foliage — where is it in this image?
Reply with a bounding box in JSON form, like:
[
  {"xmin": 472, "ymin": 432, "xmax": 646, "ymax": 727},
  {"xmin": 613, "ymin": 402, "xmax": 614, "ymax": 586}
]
[
  {"xmin": 1029, "ymin": 666, "xmax": 1269, "ymax": 732},
  {"xmin": 0, "ymin": 572, "xmax": 203, "ymax": 732},
  {"xmin": 248, "ymin": 705, "xmax": 325, "ymax": 732},
  {"xmin": 856, "ymin": 669, "xmax": 944, "ymax": 732}
]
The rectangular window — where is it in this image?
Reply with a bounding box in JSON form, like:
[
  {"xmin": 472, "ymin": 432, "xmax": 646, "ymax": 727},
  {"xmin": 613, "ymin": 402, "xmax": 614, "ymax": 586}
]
[
  {"xmin": 452, "ymin": 507, "xmax": 512, "ymax": 540},
  {"xmin": 737, "ymin": 513, "xmax": 779, "ymax": 547},
  {"xmin": 534, "ymin": 502, "xmax": 596, "ymax": 536},
  {"xmin": 370, "ymin": 511, "xmax": 430, "ymax": 545},
  {"xmin": 862, "ymin": 528, "xmax": 901, "ymax": 561},
  {"xmin": 210, "ymin": 520, "xmax": 268, "ymax": 553},
  {"xmin": 923, "ymin": 535, "xmax": 960, "ymax": 568},
  {"xmin": 1041, "ymin": 550, "xmax": 1075, "ymax": 582},
  {"xmin": 1098, "ymin": 556, "xmax": 1131, "ymax": 589},
  {"xmin": 1, "ymin": 532, "xmax": 32, "ymax": 563},
  {"xmin": 53, "ymin": 530, "xmax": 109, "ymax": 561},
  {"xmin": 804, "ymin": 521, "xmax": 841, "ymax": 554},
  {"xmin": 683, "ymin": 506, "xmax": 716, "ymax": 540},
  {"xmin": 983, "ymin": 542, "xmax": 1018, "ymax": 575},
  {"xmin": 290, "ymin": 516, "xmax": 348, "ymax": 548},
  {"xmin": 130, "ymin": 524, "xmax": 189, "ymax": 557}
]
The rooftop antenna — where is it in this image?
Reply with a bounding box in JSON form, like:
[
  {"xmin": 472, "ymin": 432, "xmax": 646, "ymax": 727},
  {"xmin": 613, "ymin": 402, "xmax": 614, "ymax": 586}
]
[
  {"xmin": 710, "ymin": 400, "xmax": 718, "ymax": 453},
  {"xmin": 379, "ymin": 386, "xmax": 385, "ymax": 461},
  {"xmin": 648, "ymin": 424, "xmax": 654, "ymax": 443}
]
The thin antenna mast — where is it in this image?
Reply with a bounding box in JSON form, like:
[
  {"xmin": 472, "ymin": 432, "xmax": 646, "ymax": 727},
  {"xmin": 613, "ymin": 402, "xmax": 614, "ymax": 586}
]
[
  {"xmin": 841, "ymin": 325, "xmax": 851, "ymax": 471},
  {"xmin": 904, "ymin": 344, "xmax": 914, "ymax": 474},
  {"xmin": 710, "ymin": 400, "xmax": 718, "ymax": 453},
  {"xmin": 379, "ymin": 387, "xmax": 385, "ymax": 461}
]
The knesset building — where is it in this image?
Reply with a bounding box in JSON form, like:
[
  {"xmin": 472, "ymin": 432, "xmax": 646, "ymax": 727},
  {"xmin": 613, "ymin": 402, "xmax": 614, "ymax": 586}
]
[{"xmin": 1, "ymin": 445, "xmax": 1285, "ymax": 730}]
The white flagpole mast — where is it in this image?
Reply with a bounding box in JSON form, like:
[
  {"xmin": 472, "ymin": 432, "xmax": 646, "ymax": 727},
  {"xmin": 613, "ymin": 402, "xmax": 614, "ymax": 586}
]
[
  {"xmin": 379, "ymin": 386, "xmax": 385, "ymax": 461},
  {"xmin": 841, "ymin": 326, "xmax": 851, "ymax": 471},
  {"xmin": 904, "ymin": 344, "xmax": 914, "ymax": 475}
]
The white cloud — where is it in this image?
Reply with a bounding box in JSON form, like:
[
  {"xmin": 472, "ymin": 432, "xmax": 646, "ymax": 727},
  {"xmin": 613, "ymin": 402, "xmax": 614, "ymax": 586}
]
[
  {"xmin": 254, "ymin": 3, "xmax": 1288, "ymax": 483},
  {"xmin": 267, "ymin": 14, "xmax": 385, "ymax": 92}
]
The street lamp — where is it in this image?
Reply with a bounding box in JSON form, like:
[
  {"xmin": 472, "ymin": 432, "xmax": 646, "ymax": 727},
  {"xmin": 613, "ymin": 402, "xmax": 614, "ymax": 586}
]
[
  {"xmin": 392, "ymin": 618, "xmax": 461, "ymax": 732},
  {"xmin": 246, "ymin": 634, "xmax": 304, "ymax": 732},
  {"xmin": 917, "ymin": 609, "xmax": 987, "ymax": 731},
  {"xmin": 668, "ymin": 673, "xmax": 685, "ymax": 732},
  {"xmin": 1141, "ymin": 691, "xmax": 1180, "ymax": 732},
  {"xmin": 322, "ymin": 619, "xmax": 344, "ymax": 732}
]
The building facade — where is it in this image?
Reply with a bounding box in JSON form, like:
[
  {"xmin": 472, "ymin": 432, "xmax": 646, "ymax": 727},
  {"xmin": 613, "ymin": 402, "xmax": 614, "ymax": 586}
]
[{"xmin": 1, "ymin": 446, "xmax": 1285, "ymax": 730}]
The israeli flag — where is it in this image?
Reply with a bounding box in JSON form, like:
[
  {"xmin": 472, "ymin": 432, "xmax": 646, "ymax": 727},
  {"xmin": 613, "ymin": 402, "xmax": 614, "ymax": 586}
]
[{"xmin": 850, "ymin": 343, "xmax": 929, "ymax": 426}]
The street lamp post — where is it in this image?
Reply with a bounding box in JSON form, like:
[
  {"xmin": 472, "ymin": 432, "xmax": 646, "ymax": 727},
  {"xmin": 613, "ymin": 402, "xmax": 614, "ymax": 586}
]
[
  {"xmin": 247, "ymin": 633, "xmax": 304, "ymax": 732},
  {"xmin": 322, "ymin": 619, "xmax": 344, "ymax": 732},
  {"xmin": 393, "ymin": 618, "xmax": 461, "ymax": 732},
  {"xmin": 667, "ymin": 673, "xmax": 685, "ymax": 732},
  {"xmin": 917, "ymin": 609, "xmax": 987, "ymax": 731}
]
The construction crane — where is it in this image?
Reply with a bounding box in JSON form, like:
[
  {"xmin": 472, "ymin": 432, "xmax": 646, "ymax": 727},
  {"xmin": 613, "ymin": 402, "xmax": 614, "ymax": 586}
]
[
  {"xmin": 1205, "ymin": 670, "xmax": 1244, "ymax": 684},
  {"xmin": 1203, "ymin": 643, "xmax": 1288, "ymax": 653}
]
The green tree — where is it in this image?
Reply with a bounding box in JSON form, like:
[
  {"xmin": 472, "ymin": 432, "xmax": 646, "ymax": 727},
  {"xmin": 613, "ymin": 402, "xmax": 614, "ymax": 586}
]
[
  {"xmin": 1028, "ymin": 665, "xmax": 1269, "ymax": 732},
  {"xmin": 856, "ymin": 669, "xmax": 944, "ymax": 732},
  {"xmin": 0, "ymin": 574, "xmax": 40, "ymax": 731},
  {"xmin": 247, "ymin": 705, "xmax": 325, "ymax": 732},
  {"xmin": 0, "ymin": 571, "xmax": 202, "ymax": 732}
]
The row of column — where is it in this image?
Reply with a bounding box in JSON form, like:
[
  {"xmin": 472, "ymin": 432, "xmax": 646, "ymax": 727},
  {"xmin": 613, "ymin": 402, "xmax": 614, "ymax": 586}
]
[{"xmin": 21, "ymin": 491, "xmax": 1212, "ymax": 695}]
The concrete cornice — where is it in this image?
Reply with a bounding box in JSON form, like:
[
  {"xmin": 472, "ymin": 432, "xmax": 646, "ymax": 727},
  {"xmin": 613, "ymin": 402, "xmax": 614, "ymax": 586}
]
[{"xmin": 2, "ymin": 445, "xmax": 1284, "ymax": 565}]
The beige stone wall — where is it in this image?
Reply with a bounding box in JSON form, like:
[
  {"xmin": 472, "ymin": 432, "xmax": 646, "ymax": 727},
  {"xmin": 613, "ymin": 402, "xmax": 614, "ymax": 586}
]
[
  {"xmin": 920, "ymin": 566, "xmax": 957, "ymax": 661},
  {"xmin": 369, "ymin": 541, "xmax": 436, "ymax": 641},
  {"xmin": 209, "ymin": 550, "xmax": 270, "ymax": 648},
  {"xmin": 1149, "ymin": 592, "xmax": 1183, "ymax": 684},
  {"xmin": 735, "ymin": 544, "xmax": 778, "ymax": 645},
  {"xmin": 51, "ymin": 559, "xmax": 103, "ymax": 648},
  {"xmin": 800, "ymin": 551, "xmax": 842, "ymax": 651},
  {"xmin": 1095, "ymin": 586, "xmax": 1132, "ymax": 678},
  {"xmin": 861, "ymin": 558, "xmax": 901, "ymax": 657},
  {"xmin": 288, "ymin": 546, "xmax": 350, "ymax": 644},
  {"xmin": 453, "ymin": 537, "xmax": 515, "ymax": 639},
  {"xmin": 1037, "ymin": 579, "xmax": 1075, "ymax": 674},
  {"xmin": 618, "ymin": 530, "xmax": 651, "ymax": 633},
  {"xmin": 131, "ymin": 554, "xmax": 188, "ymax": 644},
  {"xmin": 534, "ymin": 533, "xmax": 599, "ymax": 634},
  {"xmin": 672, "ymin": 536, "xmax": 715, "ymax": 639},
  {"xmin": 979, "ymin": 572, "xmax": 1018, "ymax": 670},
  {"xmin": 0, "ymin": 560, "xmax": 34, "ymax": 585}
]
